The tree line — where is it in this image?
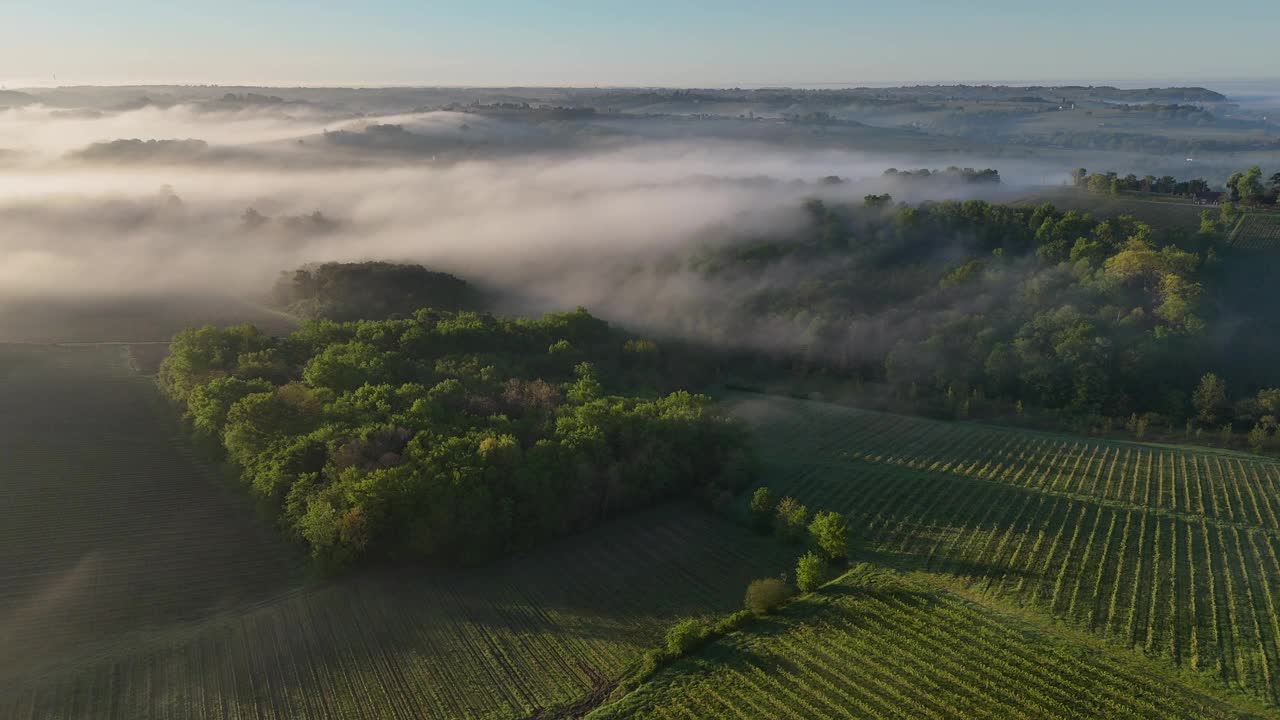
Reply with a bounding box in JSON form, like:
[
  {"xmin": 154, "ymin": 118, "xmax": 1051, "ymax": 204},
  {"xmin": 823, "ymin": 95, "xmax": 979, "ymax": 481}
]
[
  {"xmin": 683, "ymin": 194, "xmax": 1263, "ymax": 433},
  {"xmin": 1073, "ymin": 166, "xmax": 1280, "ymax": 205}
]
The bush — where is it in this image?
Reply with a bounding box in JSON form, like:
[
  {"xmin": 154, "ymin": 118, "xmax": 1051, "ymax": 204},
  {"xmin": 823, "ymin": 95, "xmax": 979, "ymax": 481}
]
[
  {"xmin": 809, "ymin": 510, "xmax": 851, "ymax": 561},
  {"xmin": 745, "ymin": 577, "xmax": 790, "ymax": 615},
  {"xmin": 712, "ymin": 609, "xmax": 755, "ymax": 635},
  {"xmin": 664, "ymin": 618, "xmax": 708, "ymax": 656},
  {"xmin": 796, "ymin": 551, "xmax": 827, "ymax": 592}
]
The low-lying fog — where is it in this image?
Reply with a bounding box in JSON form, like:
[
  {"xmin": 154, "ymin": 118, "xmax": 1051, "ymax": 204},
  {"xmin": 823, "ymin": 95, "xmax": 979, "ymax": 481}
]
[{"xmin": 0, "ymin": 97, "xmax": 1077, "ymax": 341}]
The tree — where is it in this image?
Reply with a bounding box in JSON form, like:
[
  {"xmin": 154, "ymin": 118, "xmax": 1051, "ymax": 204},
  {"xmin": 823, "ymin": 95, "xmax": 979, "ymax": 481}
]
[
  {"xmin": 809, "ymin": 511, "xmax": 851, "ymax": 561},
  {"xmin": 1248, "ymin": 416, "xmax": 1276, "ymax": 453},
  {"xmin": 1193, "ymin": 373, "xmax": 1227, "ymax": 426},
  {"xmin": 795, "ymin": 552, "xmax": 827, "ymax": 592},
  {"xmin": 1235, "ymin": 166, "xmax": 1265, "ymax": 205},
  {"xmin": 1220, "ymin": 201, "xmax": 1237, "ymax": 226},
  {"xmin": 749, "ymin": 486, "xmax": 776, "ymax": 533},
  {"xmin": 744, "ymin": 577, "xmax": 789, "ymax": 615},
  {"xmin": 1199, "ymin": 210, "xmax": 1218, "ymax": 234},
  {"xmin": 775, "ymin": 496, "xmax": 809, "ymax": 542}
]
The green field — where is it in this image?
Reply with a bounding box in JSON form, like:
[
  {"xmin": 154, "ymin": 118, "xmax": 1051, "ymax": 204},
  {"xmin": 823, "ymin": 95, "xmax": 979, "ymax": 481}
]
[
  {"xmin": 728, "ymin": 392, "xmax": 1280, "ymax": 707},
  {"xmin": 1014, "ymin": 189, "xmax": 1206, "ymax": 232},
  {"xmin": 591, "ymin": 569, "xmax": 1267, "ymax": 719},
  {"xmin": 0, "ymin": 345, "xmax": 793, "ymax": 720},
  {"xmin": 1229, "ymin": 214, "xmax": 1280, "ymax": 250}
]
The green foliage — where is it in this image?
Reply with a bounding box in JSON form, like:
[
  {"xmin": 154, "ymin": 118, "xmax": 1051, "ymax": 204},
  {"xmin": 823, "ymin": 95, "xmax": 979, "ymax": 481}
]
[
  {"xmin": 711, "ymin": 609, "xmax": 755, "ymax": 635},
  {"xmin": 272, "ymin": 261, "xmax": 481, "ymax": 321},
  {"xmin": 664, "ymin": 619, "xmax": 709, "ymax": 656},
  {"xmin": 774, "ymin": 496, "xmax": 808, "ymax": 542},
  {"xmin": 748, "ymin": 486, "xmax": 776, "ymax": 533},
  {"xmin": 744, "ymin": 577, "xmax": 790, "ymax": 615},
  {"xmin": 161, "ymin": 309, "xmax": 751, "ymax": 569},
  {"xmin": 808, "ymin": 510, "xmax": 850, "ymax": 560},
  {"xmin": 795, "ymin": 551, "xmax": 826, "ymax": 592},
  {"xmin": 698, "ymin": 195, "xmax": 1224, "ymax": 421},
  {"xmin": 1193, "ymin": 372, "xmax": 1227, "ymax": 426}
]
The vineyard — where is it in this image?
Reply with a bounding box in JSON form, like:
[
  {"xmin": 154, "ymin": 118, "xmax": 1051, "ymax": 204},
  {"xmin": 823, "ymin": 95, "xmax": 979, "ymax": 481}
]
[
  {"xmin": 0, "ymin": 345, "xmax": 793, "ymax": 720},
  {"xmin": 728, "ymin": 392, "xmax": 1280, "ymax": 707},
  {"xmin": 1229, "ymin": 214, "xmax": 1280, "ymax": 250},
  {"xmin": 590, "ymin": 569, "xmax": 1266, "ymax": 719}
]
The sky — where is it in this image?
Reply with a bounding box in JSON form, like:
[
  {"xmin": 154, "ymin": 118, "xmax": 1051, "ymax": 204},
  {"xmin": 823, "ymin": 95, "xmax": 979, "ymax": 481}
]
[{"xmin": 2, "ymin": 0, "xmax": 1278, "ymax": 88}]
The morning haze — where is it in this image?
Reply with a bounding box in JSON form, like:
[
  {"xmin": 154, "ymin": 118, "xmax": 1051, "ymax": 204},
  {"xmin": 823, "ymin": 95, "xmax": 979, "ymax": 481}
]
[{"xmin": 3, "ymin": 4, "xmax": 1280, "ymax": 719}]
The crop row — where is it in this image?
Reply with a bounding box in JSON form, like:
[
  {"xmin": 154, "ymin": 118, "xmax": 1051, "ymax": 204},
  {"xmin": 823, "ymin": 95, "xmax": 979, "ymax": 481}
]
[
  {"xmin": 1230, "ymin": 214, "xmax": 1280, "ymax": 251},
  {"xmin": 0, "ymin": 347, "xmax": 794, "ymax": 719},
  {"xmin": 731, "ymin": 393, "xmax": 1280, "ymax": 705},
  {"xmin": 608, "ymin": 574, "xmax": 1245, "ymax": 719}
]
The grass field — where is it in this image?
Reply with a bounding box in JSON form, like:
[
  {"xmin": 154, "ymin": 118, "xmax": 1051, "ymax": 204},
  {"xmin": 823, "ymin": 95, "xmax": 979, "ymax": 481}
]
[
  {"xmin": 728, "ymin": 392, "xmax": 1280, "ymax": 707},
  {"xmin": 0, "ymin": 345, "xmax": 794, "ymax": 720},
  {"xmin": 591, "ymin": 568, "xmax": 1268, "ymax": 719},
  {"xmin": 1229, "ymin": 214, "xmax": 1280, "ymax": 250}
]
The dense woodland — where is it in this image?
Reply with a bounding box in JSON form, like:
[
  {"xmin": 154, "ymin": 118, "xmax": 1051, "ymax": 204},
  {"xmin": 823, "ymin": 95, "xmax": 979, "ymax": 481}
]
[
  {"xmin": 674, "ymin": 194, "xmax": 1280, "ymax": 441},
  {"xmin": 271, "ymin": 262, "xmax": 484, "ymax": 321},
  {"xmin": 159, "ymin": 309, "xmax": 754, "ymax": 569}
]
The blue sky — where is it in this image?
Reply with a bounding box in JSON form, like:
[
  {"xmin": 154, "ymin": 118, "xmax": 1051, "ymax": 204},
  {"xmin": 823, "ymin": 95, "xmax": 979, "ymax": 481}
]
[{"xmin": 2, "ymin": 1, "xmax": 1277, "ymax": 87}]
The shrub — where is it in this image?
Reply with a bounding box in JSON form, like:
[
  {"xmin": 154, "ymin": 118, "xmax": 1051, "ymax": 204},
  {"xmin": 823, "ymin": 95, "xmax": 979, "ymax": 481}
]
[
  {"xmin": 745, "ymin": 577, "xmax": 790, "ymax": 615},
  {"xmin": 796, "ymin": 551, "xmax": 827, "ymax": 592},
  {"xmin": 665, "ymin": 618, "xmax": 708, "ymax": 656},
  {"xmin": 712, "ymin": 609, "xmax": 755, "ymax": 635}
]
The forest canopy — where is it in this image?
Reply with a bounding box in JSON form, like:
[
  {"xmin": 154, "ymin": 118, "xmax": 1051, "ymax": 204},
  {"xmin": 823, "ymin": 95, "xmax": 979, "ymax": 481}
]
[
  {"xmin": 159, "ymin": 308, "xmax": 754, "ymax": 569},
  {"xmin": 272, "ymin": 261, "xmax": 485, "ymax": 321}
]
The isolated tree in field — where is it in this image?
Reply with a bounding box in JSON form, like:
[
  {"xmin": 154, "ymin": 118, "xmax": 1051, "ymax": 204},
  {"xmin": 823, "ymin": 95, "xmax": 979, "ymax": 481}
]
[
  {"xmin": 749, "ymin": 486, "xmax": 776, "ymax": 533},
  {"xmin": 744, "ymin": 577, "xmax": 789, "ymax": 615},
  {"xmin": 1193, "ymin": 373, "xmax": 1227, "ymax": 426},
  {"xmin": 775, "ymin": 496, "xmax": 809, "ymax": 542},
  {"xmin": 796, "ymin": 551, "xmax": 827, "ymax": 592},
  {"xmin": 809, "ymin": 510, "xmax": 851, "ymax": 561}
]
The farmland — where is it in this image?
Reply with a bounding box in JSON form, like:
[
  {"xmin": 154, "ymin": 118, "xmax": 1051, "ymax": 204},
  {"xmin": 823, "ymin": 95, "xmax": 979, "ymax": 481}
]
[
  {"xmin": 728, "ymin": 392, "xmax": 1280, "ymax": 706},
  {"xmin": 1229, "ymin": 214, "xmax": 1280, "ymax": 250},
  {"xmin": 590, "ymin": 568, "xmax": 1267, "ymax": 719},
  {"xmin": 0, "ymin": 344, "xmax": 794, "ymax": 720},
  {"xmin": 1013, "ymin": 188, "xmax": 1207, "ymax": 232}
]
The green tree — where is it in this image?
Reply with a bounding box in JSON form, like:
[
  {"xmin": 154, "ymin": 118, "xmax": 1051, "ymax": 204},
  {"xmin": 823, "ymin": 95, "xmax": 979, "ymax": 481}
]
[
  {"xmin": 809, "ymin": 510, "xmax": 851, "ymax": 561},
  {"xmin": 1193, "ymin": 373, "xmax": 1227, "ymax": 426},
  {"xmin": 1248, "ymin": 416, "xmax": 1276, "ymax": 453},
  {"xmin": 748, "ymin": 486, "xmax": 776, "ymax": 533},
  {"xmin": 1199, "ymin": 209, "xmax": 1218, "ymax": 234},
  {"xmin": 795, "ymin": 551, "xmax": 827, "ymax": 593},
  {"xmin": 565, "ymin": 362, "xmax": 603, "ymax": 404},
  {"xmin": 775, "ymin": 496, "xmax": 809, "ymax": 542},
  {"xmin": 744, "ymin": 577, "xmax": 789, "ymax": 615},
  {"xmin": 1236, "ymin": 166, "xmax": 1265, "ymax": 205}
]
